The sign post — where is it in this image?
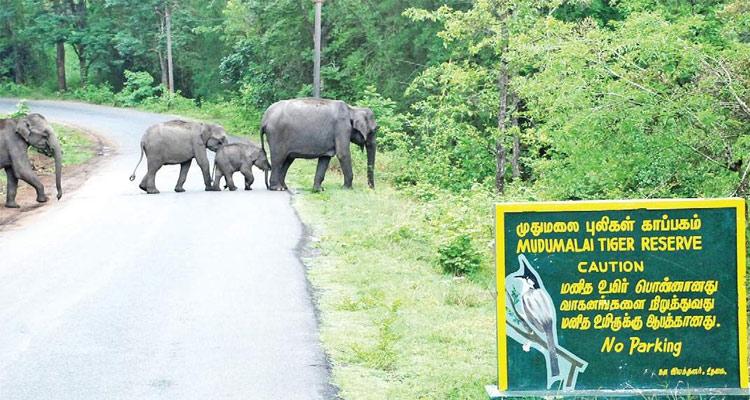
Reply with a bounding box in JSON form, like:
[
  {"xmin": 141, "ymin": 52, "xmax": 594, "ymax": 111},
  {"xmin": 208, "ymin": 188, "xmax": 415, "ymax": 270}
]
[
  {"xmin": 488, "ymin": 198, "xmax": 749, "ymax": 397},
  {"xmin": 313, "ymin": 0, "xmax": 324, "ymax": 98}
]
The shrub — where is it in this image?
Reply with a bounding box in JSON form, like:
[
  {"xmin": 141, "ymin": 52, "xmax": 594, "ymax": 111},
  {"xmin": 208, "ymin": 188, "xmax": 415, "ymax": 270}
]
[
  {"xmin": 437, "ymin": 234, "xmax": 482, "ymax": 276},
  {"xmin": 115, "ymin": 70, "xmax": 160, "ymax": 107},
  {"xmin": 71, "ymin": 84, "xmax": 116, "ymax": 105},
  {"xmin": 357, "ymin": 85, "xmax": 409, "ymax": 151},
  {"xmin": 0, "ymin": 81, "xmax": 35, "ymax": 97},
  {"xmin": 8, "ymin": 101, "xmax": 30, "ymax": 118},
  {"xmin": 143, "ymin": 90, "xmax": 195, "ymax": 112}
]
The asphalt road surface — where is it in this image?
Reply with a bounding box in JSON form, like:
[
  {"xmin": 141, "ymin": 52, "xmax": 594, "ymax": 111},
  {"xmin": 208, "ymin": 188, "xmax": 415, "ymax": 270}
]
[{"xmin": 0, "ymin": 100, "xmax": 334, "ymax": 399}]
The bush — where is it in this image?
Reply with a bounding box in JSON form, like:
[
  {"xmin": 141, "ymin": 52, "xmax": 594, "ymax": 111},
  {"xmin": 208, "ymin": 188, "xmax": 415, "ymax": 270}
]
[
  {"xmin": 357, "ymin": 85, "xmax": 409, "ymax": 151},
  {"xmin": 0, "ymin": 81, "xmax": 35, "ymax": 97},
  {"xmin": 143, "ymin": 90, "xmax": 195, "ymax": 112},
  {"xmin": 115, "ymin": 70, "xmax": 160, "ymax": 107},
  {"xmin": 71, "ymin": 84, "xmax": 116, "ymax": 105},
  {"xmin": 7, "ymin": 101, "xmax": 30, "ymax": 118},
  {"xmin": 437, "ymin": 234, "xmax": 482, "ymax": 276}
]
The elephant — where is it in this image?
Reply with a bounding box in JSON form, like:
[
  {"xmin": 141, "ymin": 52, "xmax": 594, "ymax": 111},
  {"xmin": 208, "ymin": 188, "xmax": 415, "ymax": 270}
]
[
  {"xmin": 260, "ymin": 98, "xmax": 377, "ymax": 192},
  {"xmin": 129, "ymin": 120, "xmax": 228, "ymax": 194},
  {"xmin": 0, "ymin": 113, "xmax": 63, "ymax": 208},
  {"xmin": 211, "ymin": 142, "xmax": 271, "ymax": 191}
]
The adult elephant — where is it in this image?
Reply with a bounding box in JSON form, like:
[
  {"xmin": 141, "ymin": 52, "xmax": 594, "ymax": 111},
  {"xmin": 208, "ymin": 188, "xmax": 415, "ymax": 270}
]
[
  {"xmin": 0, "ymin": 113, "xmax": 63, "ymax": 208},
  {"xmin": 129, "ymin": 120, "xmax": 228, "ymax": 194},
  {"xmin": 260, "ymin": 98, "xmax": 377, "ymax": 192}
]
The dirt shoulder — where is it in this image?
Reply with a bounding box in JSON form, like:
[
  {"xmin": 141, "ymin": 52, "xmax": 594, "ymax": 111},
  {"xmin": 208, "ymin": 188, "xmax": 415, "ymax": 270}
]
[{"xmin": 0, "ymin": 123, "xmax": 114, "ymax": 229}]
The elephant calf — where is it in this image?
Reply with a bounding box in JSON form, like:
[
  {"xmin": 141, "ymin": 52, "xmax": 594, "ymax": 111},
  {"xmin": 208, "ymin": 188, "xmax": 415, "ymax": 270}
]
[
  {"xmin": 129, "ymin": 120, "xmax": 228, "ymax": 194},
  {"xmin": 0, "ymin": 114, "xmax": 63, "ymax": 208},
  {"xmin": 212, "ymin": 142, "xmax": 271, "ymax": 191}
]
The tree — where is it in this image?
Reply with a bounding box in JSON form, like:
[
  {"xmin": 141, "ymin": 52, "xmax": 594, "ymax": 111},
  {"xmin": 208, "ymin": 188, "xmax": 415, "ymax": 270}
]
[
  {"xmin": 515, "ymin": 10, "xmax": 750, "ymax": 199},
  {"xmin": 404, "ymin": 0, "xmax": 552, "ymax": 193}
]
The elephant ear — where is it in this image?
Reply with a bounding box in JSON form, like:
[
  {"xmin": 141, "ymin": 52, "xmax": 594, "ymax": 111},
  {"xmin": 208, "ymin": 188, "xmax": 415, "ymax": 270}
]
[
  {"xmin": 349, "ymin": 109, "xmax": 368, "ymax": 137},
  {"xmin": 198, "ymin": 123, "xmax": 211, "ymax": 144},
  {"xmin": 15, "ymin": 118, "xmax": 31, "ymax": 143},
  {"xmin": 246, "ymin": 147, "xmax": 258, "ymax": 161}
]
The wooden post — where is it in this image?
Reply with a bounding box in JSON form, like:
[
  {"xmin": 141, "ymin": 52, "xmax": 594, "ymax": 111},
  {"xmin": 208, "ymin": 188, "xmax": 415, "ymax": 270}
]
[
  {"xmin": 313, "ymin": 0, "xmax": 324, "ymax": 98},
  {"xmin": 165, "ymin": 2, "xmax": 174, "ymax": 93}
]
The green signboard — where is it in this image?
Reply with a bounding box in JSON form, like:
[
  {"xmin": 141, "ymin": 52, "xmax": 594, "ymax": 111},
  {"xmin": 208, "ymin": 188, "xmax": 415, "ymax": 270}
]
[{"xmin": 488, "ymin": 198, "xmax": 748, "ymax": 398}]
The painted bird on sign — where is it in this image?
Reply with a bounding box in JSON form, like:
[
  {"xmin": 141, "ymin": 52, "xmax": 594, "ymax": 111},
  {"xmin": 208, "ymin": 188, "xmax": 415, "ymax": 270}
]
[{"xmin": 516, "ymin": 254, "xmax": 560, "ymax": 378}]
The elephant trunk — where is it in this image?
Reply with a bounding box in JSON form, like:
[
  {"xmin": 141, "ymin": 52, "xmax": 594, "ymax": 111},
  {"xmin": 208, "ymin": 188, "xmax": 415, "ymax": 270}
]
[
  {"xmin": 366, "ymin": 138, "xmax": 376, "ymax": 189},
  {"xmin": 264, "ymin": 168, "xmax": 270, "ymax": 190},
  {"xmin": 49, "ymin": 133, "xmax": 63, "ymax": 200}
]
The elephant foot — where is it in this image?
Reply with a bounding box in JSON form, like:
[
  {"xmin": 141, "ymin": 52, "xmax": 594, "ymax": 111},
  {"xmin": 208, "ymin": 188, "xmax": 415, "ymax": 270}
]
[
  {"xmin": 36, "ymin": 195, "xmax": 49, "ymax": 203},
  {"xmin": 342, "ymin": 185, "xmax": 353, "ymax": 190},
  {"xmin": 175, "ymin": 187, "xmax": 186, "ymax": 193},
  {"xmin": 205, "ymin": 186, "xmax": 220, "ymax": 192},
  {"xmin": 5, "ymin": 202, "xmax": 20, "ymax": 209},
  {"xmin": 312, "ymin": 186, "xmax": 325, "ymax": 193},
  {"xmin": 245, "ymin": 186, "xmax": 252, "ymax": 191},
  {"xmin": 269, "ymin": 184, "xmax": 286, "ymax": 191},
  {"xmin": 147, "ymin": 189, "xmax": 160, "ymax": 194},
  {"xmin": 139, "ymin": 183, "xmax": 148, "ymax": 192},
  {"xmin": 229, "ymin": 186, "xmax": 238, "ymax": 191}
]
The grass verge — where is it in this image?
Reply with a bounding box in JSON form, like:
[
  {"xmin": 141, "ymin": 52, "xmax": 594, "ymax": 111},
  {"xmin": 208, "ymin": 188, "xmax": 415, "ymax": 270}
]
[{"xmin": 287, "ymin": 159, "xmax": 496, "ymax": 399}]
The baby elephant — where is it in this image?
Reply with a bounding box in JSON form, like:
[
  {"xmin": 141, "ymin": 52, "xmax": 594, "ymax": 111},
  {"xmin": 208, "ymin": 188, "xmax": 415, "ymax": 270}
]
[{"xmin": 212, "ymin": 142, "xmax": 271, "ymax": 191}]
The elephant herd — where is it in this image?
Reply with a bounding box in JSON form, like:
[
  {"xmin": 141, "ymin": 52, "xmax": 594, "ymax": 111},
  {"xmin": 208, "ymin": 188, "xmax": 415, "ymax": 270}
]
[{"xmin": 1, "ymin": 98, "xmax": 378, "ymax": 208}]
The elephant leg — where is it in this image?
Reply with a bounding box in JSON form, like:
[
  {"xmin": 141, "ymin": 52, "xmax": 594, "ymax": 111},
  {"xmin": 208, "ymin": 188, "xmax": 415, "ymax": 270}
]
[
  {"xmin": 241, "ymin": 164, "xmax": 254, "ymax": 190},
  {"xmin": 313, "ymin": 156, "xmax": 331, "ymax": 192},
  {"xmin": 175, "ymin": 160, "xmax": 191, "ymax": 193},
  {"xmin": 4, "ymin": 167, "xmax": 19, "ymax": 208},
  {"xmin": 269, "ymin": 153, "xmax": 287, "ymax": 191},
  {"xmin": 212, "ymin": 169, "xmax": 223, "ymax": 191},
  {"xmin": 145, "ymin": 158, "xmax": 162, "ymax": 194},
  {"xmin": 225, "ymin": 171, "xmax": 238, "ymax": 191},
  {"xmin": 336, "ymin": 150, "xmax": 353, "ymax": 189},
  {"xmin": 279, "ymin": 157, "xmax": 294, "ymax": 190},
  {"xmin": 15, "ymin": 164, "xmax": 48, "ymax": 202},
  {"xmin": 195, "ymin": 153, "xmax": 217, "ymax": 191},
  {"xmin": 139, "ymin": 173, "xmax": 148, "ymax": 192}
]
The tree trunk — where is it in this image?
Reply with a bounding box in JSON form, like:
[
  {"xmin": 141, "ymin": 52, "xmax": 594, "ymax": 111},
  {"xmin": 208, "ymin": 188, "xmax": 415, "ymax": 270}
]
[
  {"xmin": 13, "ymin": 46, "xmax": 23, "ymax": 84},
  {"xmin": 511, "ymin": 95, "xmax": 520, "ymax": 179},
  {"xmin": 736, "ymin": 162, "xmax": 750, "ymax": 198},
  {"xmin": 77, "ymin": 47, "xmax": 88, "ymax": 87},
  {"xmin": 496, "ymin": 20, "xmax": 510, "ymax": 194},
  {"xmin": 158, "ymin": 13, "xmax": 168, "ymax": 88},
  {"xmin": 56, "ymin": 41, "xmax": 67, "ymax": 91},
  {"xmin": 165, "ymin": 2, "xmax": 174, "ymax": 93},
  {"xmin": 158, "ymin": 51, "xmax": 168, "ymax": 88},
  {"xmin": 10, "ymin": 26, "xmax": 22, "ymax": 84},
  {"xmin": 313, "ymin": 0, "xmax": 323, "ymax": 98},
  {"xmin": 67, "ymin": 0, "xmax": 89, "ymax": 87}
]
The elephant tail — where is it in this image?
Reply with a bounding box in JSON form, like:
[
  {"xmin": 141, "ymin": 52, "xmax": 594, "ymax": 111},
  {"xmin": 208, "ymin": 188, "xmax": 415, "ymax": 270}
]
[
  {"xmin": 260, "ymin": 124, "xmax": 266, "ymax": 154},
  {"xmin": 129, "ymin": 143, "xmax": 145, "ymax": 181},
  {"xmin": 260, "ymin": 125, "xmax": 270, "ymax": 190}
]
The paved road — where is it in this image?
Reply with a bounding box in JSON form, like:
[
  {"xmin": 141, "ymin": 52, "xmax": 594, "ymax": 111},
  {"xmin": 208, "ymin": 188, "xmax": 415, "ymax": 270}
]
[{"xmin": 0, "ymin": 100, "xmax": 334, "ymax": 399}]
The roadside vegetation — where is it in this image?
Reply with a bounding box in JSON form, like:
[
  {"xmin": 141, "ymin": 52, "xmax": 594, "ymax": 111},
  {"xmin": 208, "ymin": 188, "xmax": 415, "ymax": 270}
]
[{"xmin": 2, "ymin": 0, "xmax": 749, "ymax": 398}]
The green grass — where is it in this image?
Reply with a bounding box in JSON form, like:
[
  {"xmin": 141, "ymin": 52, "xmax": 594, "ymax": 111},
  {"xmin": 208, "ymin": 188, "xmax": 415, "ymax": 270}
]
[
  {"xmin": 55, "ymin": 123, "xmax": 96, "ymax": 166},
  {"xmin": 286, "ymin": 159, "xmax": 496, "ymax": 399}
]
